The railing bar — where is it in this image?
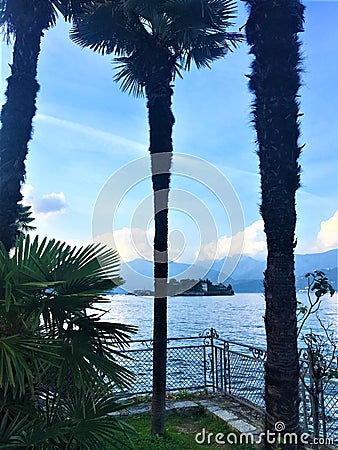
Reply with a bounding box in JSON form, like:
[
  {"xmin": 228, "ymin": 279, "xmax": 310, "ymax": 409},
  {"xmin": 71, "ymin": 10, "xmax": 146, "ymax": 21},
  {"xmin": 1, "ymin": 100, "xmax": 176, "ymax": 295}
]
[
  {"xmin": 215, "ymin": 347, "xmax": 218, "ymax": 390},
  {"xmin": 127, "ymin": 336, "xmax": 204, "ymax": 344},
  {"xmin": 227, "ymin": 350, "xmax": 266, "ymax": 361},
  {"xmin": 203, "ymin": 345, "xmax": 207, "ymax": 388},
  {"xmin": 117, "ymin": 344, "xmax": 206, "ymax": 354}
]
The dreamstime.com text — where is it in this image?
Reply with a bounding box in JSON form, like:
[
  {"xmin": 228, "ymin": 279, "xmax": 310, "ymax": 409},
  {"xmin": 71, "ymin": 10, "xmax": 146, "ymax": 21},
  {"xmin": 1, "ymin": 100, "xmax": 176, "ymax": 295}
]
[{"xmin": 195, "ymin": 422, "xmax": 335, "ymax": 446}]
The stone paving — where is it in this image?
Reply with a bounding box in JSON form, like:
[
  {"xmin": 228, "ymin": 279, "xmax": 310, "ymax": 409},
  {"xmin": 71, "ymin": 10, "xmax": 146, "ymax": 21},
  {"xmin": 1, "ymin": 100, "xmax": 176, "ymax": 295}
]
[{"xmin": 118, "ymin": 396, "xmax": 264, "ymax": 438}]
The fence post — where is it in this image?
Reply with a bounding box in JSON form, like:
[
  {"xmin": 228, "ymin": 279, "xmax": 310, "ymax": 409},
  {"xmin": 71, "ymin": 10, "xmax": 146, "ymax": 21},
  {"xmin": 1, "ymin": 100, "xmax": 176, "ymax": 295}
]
[
  {"xmin": 227, "ymin": 342, "xmax": 231, "ymax": 394},
  {"xmin": 203, "ymin": 344, "xmax": 207, "ymax": 389},
  {"xmin": 210, "ymin": 328, "xmax": 215, "ymax": 392},
  {"xmin": 300, "ymin": 378, "xmax": 309, "ymax": 433},
  {"xmin": 223, "ymin": 341, "xmax": 227, "ymax": 394},
  {"xmin": 320, "ymin": 380, "xmax": 327, "ymax": 440}
]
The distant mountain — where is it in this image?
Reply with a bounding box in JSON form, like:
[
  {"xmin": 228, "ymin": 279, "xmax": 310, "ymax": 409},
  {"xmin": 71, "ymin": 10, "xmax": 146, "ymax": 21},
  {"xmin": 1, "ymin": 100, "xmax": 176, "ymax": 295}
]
[
  {"xmin": 203, "ymin": 254, "xmax": 265, "ymax": 281},
  {"xmin": 120, "ymin": 249, "xmax": 337, "ymax": 293},
  {"xmin": 296, "ymin": 266, "xmax": 338, "ymax": 291},
  {"xmin": 295, "ymin": 249, "xmax": 338, "ymax": 275}
]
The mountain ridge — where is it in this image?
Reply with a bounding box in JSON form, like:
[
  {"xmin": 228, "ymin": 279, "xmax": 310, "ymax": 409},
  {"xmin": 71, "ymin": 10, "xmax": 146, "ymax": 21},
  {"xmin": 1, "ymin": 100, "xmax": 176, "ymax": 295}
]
[{"xmin": 118, "ymin": 248, "xmax": 337, "ymax": 293}]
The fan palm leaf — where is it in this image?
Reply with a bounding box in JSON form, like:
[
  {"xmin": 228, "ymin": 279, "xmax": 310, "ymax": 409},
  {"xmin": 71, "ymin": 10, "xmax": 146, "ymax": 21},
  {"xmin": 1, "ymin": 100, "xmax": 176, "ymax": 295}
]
[{"xmin": 1, "ymin": 236, "xmax": 137, "ymax": 446}]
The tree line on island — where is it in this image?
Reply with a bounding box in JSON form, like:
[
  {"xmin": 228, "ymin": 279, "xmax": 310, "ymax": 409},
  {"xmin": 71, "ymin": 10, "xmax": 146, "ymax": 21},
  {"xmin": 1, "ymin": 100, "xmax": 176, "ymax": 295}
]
[
  {"xmin": 134, "ymin": 278, "xmax": 234, "ymax": 297},
  {"xmin": 0, "ymin": 0, "xmax": 317, "ymax": 449}
]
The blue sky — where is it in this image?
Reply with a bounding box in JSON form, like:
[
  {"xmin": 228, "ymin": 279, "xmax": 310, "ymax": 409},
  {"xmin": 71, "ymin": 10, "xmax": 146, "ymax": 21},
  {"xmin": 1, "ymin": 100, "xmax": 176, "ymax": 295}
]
[{"xmin": 1, "ymin": 0, "xmax": 337, "ymax": 265}]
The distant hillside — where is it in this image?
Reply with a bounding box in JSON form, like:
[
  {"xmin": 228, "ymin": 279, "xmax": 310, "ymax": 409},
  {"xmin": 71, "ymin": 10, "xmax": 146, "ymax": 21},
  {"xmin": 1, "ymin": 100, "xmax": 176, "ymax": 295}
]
[
  {"xmin": 295, "ymin": 249, "xmax": 338, "ymax": 275},
  {"xmin": 119, "ymin": 249, "xmax": 338, "ymax": 293},
  {"xmin": 296, "ymin": 266, "xmax": 338, "ymax": 291},
  {"xmin": 231, "ymin": 279, "xmax": 264, "ymax": 293}
]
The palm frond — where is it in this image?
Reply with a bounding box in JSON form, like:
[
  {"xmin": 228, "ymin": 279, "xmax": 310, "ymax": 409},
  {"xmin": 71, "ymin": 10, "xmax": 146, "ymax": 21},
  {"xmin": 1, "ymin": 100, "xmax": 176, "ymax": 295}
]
[
  {"xmin": 114, "ymin": 54, "xmax": 146, "ymax": 97},
  {"xmin": 69, "ymin": 394, "xmax": 135, "ymax": 449},
  {"xmin": 15, "ymin": 204, "xmax": 36, "ymax": 239},
  {"xmin": 0, "ymin": 409, "xmax": 40, "ymax": 448},
  {"xmin": 56, "ymin": 329, "xmax": 135, "ymax": 392},
  {"xmin": 163, "ymin": 0, "xmax": 237, "ymax": 33},
  {"xmin": 184, "ymin": 38, "xmax": 226, "ymax": 70},
  {"xmin": 0, "ymin": 0, "xmax": 58, "ymax": 40},
  {"xmin": 41, "ymin": 391, "xmax": 135, "ymax": 449},
  {"xmin": 1, "ymin": 235, "xmax": 136, "ymax": 447},
  {"xmin": 0, "ymin": 335, "xmax": 61, "ymax": 397},
  {"xmin": 52, "ymin": 0, "xmax": 91, "ymax": 22},
  {"xmin": 70, "ymin": 1, "xmax": 136, "ymax": 55}
]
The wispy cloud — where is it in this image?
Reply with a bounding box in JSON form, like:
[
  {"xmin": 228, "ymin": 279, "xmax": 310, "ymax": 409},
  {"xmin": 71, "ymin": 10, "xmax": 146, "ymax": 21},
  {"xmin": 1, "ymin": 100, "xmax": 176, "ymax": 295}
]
[{"xmin": 35, "ymin": 114, "xmax": 147, "ymax": 155}]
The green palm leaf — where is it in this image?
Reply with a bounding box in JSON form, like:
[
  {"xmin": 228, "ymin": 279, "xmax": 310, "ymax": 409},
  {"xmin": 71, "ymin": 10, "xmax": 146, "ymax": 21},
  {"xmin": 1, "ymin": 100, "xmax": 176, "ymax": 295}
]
[
  {"xmin": 1, "ymin": 236, "xmax": 137, "ymax": 446},
  {"xmin": 114, "ymin": 54, "xmax": 147, "ymax": 97},
  {"xmin": 27, "ymin": 391, "xmax": 135, "ymax": 449},
  {"xmin": 0, "ymin": 335, "xmax": 61, "ymax": 396},
  {"xmin": 70, "ymin": 1, "xmax": 137, "ymax": 55},
  {"xmin": 0, "ymin": 0, "xmax": 58, "ymax": 39},
  {"xmin": 71, "ymin": 0, "xmax": 243, "ymax": 97}
]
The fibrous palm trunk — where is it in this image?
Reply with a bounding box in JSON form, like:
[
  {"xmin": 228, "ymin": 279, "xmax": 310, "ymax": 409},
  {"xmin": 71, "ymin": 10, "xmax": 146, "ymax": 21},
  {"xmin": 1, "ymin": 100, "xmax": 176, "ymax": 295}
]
[
  {"xmin": 244, "ymin": 1, "xmax": 305, "ymax": 448},
  {"xmin": 146, "ymin": 61, "xmax": 174, "ymax": 436},
  {"xmin": 0, "ymin": 11, "xmax": 43, "ymax": 252}
]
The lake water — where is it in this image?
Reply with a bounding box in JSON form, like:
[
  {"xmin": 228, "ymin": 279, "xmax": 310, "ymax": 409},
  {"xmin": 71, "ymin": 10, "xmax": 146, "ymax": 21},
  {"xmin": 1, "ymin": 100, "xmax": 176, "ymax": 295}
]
[{"xmin": 103, "ymin": 292, "xmax": 337, "ymax": 348}]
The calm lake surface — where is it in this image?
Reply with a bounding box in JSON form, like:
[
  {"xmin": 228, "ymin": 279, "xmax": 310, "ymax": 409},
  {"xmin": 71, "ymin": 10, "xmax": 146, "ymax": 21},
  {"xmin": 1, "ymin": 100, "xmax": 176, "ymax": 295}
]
[{"xmin": 103, "ymin": 292, "xmax": 337, "ymax": 348}]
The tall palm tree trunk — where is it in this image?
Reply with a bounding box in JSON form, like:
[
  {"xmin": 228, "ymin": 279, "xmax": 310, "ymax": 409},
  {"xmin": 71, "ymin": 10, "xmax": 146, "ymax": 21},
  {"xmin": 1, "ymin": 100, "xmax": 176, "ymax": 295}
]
[
  {"xmin": 0, "ymin": 17, "xmax": 43, "ymax": 252},
  {"xmin": 146, "ymin": 64, "xmax": 174, "ymax": 436},
  {"xmin": 245, "ymin": 1, "xmax": 305, "ymax": 448}
]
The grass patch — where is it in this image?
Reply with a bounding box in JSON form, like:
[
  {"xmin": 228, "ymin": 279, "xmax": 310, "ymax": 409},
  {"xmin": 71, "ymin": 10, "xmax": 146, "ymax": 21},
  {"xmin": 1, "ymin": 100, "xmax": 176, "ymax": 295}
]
[{"xmin": 111, "ymin": 410, "xmax": 257, "ymax": 449}]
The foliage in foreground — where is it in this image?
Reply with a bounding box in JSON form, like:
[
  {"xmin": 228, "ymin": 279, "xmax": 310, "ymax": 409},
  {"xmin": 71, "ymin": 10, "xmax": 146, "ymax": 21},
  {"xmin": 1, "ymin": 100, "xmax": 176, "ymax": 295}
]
[
  {"xmin": 297, "ymin": 270, "xmax": 337, "ymax": 441},
  {"xmin": 110, "ymin": 411, "xmax": 257, "ymax": 450},
  {"xmin": 0, "ymin": 235, "xmax": 137, "ymax": 449}
]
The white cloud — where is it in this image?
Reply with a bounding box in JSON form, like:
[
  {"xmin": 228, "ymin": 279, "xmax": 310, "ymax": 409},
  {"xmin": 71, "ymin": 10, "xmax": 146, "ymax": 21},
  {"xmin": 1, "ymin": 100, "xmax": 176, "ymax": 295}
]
[
  {"xmin": 95, "ymin": 225, "xmax": 199, "ymax": 263},
  {"xmin": 21, "ymin": 184, "xmax": 67, "ymax": 217},
  {"xmin": 308, "ymin": 211, "xmax": 338, "ymax": 253},
  {"xmin": 35, "ymin": 192, "xmax": 67, "ymax": 215},
  {"xmin": 199, "ymin": 220, "xmax": 267, "ymax": 261},
  {"xmin": 21, "ymin": 184, "xmax": 34, "ymax": 204},
  {"xmin": 95, "ymin": 228, "xmax": 153, "ymax": 263},
  {"xmin": 241, "ymin": 220, "xmax": 267, "ymax": 258},
  {"xmin": 95, "ymin": 220, "xmax": 267, "ymax": 265}
]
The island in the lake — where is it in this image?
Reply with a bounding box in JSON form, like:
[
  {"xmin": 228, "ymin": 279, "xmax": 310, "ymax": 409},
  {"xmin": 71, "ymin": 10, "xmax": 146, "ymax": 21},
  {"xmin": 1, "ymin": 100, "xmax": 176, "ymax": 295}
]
[
  {"xmin": 134, "ymin": 279, "xmax": 234, "ymax": 297},
  {"xmin": 171, "ymin": 278, "xmax": 234, "ymax": 296}
]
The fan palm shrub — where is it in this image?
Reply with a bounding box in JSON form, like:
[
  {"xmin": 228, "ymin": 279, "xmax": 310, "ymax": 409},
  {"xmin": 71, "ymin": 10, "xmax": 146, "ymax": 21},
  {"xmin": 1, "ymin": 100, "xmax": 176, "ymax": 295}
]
[
  {"xmin": 71, "ymin": 0, "xmax": 242, "ymax": 434},
  {"xmin": 0, "ymin": 235, "xmax": 136, "ymax": 448}
]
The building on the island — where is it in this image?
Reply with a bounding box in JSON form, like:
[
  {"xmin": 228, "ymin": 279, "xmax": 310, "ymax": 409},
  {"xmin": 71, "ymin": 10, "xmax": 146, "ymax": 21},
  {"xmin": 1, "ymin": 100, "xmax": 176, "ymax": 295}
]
[
  {"xmin": 175, "ymin": 279, "xmax": 234, "ymax": 296},
  {"xmin": 134, "ymin": 289, "xmax": 154, "ymax": 296}
]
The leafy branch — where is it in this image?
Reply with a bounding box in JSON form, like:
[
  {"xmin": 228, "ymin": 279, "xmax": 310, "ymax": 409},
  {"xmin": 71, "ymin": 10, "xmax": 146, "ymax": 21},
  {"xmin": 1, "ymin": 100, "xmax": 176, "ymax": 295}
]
[
  {"xmin": 297, "ymin": 270, "xmax": 335, "ymax": 338},
  {"xmin": 297, "ymin": 270, "xmax": 337, "ymax": 440}
]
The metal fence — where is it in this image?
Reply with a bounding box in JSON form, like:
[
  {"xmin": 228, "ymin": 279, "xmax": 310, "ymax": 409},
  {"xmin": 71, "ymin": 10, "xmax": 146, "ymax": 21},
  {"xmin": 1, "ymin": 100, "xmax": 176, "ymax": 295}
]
[{"xmin": 115, "ymin": 328, "xmax": 338, "ymax": 441}]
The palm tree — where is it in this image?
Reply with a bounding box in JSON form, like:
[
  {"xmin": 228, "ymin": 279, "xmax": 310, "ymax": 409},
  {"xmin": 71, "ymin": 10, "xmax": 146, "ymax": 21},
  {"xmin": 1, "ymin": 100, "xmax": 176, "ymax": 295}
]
[
  {"xmin": 15, "ymin": 203, "xmax": 36, "ymax": 237},
  {"xmin": 70, "ymin": 0, "xmax": 242, "ymax": 435},
  {"xmin": 0, "ymin": 0, "xmax": 86, "ymax": 252},
  {"xmin": 0, "ymin": 235, "xmax": 136, "ymax": 448},
  {"xmin": 244, "ymin": 1, "xmax": 305, "ymax": 447}
]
